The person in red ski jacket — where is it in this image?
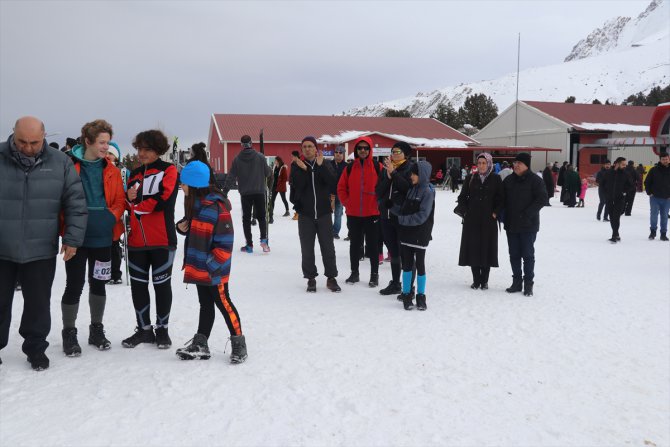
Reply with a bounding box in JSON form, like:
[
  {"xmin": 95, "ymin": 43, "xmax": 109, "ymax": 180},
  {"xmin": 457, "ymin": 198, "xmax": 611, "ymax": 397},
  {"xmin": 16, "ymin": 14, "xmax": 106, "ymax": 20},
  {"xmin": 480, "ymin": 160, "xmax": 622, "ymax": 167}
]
[
  {"xmin": 337, "ymin": 136, "xmax": 381, "ymax": 287},
  {"xmin": 121, "ymin": 129, "xmax": 179, "ymax": 350}
]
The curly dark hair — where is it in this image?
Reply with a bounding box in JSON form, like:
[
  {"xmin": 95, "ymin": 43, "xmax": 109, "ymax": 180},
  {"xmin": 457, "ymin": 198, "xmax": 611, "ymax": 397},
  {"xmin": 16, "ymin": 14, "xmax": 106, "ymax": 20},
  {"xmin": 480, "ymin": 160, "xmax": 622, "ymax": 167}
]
[{"xmin": 132, "ymin": 130, "xmax": 170, "ymax": 156}]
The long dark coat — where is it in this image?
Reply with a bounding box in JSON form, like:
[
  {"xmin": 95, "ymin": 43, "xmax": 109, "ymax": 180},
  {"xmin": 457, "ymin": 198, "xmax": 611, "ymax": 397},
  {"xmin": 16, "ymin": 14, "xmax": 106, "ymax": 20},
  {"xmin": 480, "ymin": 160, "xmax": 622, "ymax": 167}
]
[
  {"xmin": 542, "ymin": 167, "xmax": 555, "ymax": 198},
  {"xmin": 457, "ymin": 173, "xmax": 504, "ymax": 267}
]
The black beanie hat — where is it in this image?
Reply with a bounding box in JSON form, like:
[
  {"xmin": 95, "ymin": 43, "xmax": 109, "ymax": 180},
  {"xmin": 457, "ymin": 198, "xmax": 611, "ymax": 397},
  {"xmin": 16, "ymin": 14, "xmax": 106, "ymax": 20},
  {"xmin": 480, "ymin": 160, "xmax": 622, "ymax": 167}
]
[
  {"xmin": 514, "ymin": 152, "xmax": 531, "ymax": 168},
  {"xmin": 241, "ymin": 135, "xmax": 252, "ymax": 148},
  {"xmin": 301, "ymin": 136, "xmax": 318, "ymax": 147},
  {"xmin": 66, "ymin": 137, "xmax": 77, "ymax": 148},
  {"xmin": 392, "ymin": 141, "xmax": 412, "ymax": 157}
]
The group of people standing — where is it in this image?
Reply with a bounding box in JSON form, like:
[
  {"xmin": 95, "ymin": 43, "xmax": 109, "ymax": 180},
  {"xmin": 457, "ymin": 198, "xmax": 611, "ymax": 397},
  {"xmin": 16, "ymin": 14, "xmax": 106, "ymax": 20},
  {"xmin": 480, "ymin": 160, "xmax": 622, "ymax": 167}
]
[{"xmin": 0, "ymin": 116, "xmax": 247, "ymax": 371}]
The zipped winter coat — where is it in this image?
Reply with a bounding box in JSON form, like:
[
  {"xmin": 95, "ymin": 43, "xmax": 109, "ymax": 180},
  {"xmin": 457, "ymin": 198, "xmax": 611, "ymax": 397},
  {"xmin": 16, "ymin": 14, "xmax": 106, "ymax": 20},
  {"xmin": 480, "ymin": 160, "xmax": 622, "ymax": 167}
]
[
  {"xmin": 178, "ymin": 193, "xmax": 234, "ymax": 286},
  {"xmin": 376, "ymin": 159, "xmax": 414, "ymax": 221},
  {"xmin": 502, "ymin": 169, "xmax": 547, "ymax": 233},
  {"xmin": 391, "ymin": 161, "xmax": 435, "ymax": 247},
  {"xmin": 126, "ymin": 159, "xmax": 178, "ymax": 250},
  {"xmin": 329, "ymin": 159, "xmax": 347, "ymax": 195},
  {"xmin": 644, "ymin": 162, "xmax": 670, "ymax": 199},
  {"xmin": 65, "ymin": 146, "xmax": 125, "ymax": 245},
  {"xmin": 289, "ymin": 158, "xmax": 336, "ymax": 219},
  {"xmin": 337, "ymin": 136, "xmax": 380, "ymax": 217},
  {"xmin": 457, "ymin": 172, "xmax": 504, "ymax": 267},
  {"xmin": 601, "ymin": 168, "xmax": 635, "ymax": 203},
  {"xmin": 0, "ymin": 136, "xmax": 87, "ymax": 263}
]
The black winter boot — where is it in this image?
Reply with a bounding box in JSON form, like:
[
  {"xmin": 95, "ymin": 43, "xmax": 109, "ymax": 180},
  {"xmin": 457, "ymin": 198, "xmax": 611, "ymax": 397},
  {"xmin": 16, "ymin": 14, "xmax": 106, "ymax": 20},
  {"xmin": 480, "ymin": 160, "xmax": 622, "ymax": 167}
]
[
  {"xmin": 230, "ymin": 335, "xmax": 248, "ymax": 364},
  {"xmin": 88, "ymin": 323, "xmax": 111, "ymax": 350},
  {"xmin": 649, "ymin": 229, "xmax": 657, "ymax": 240},
  {"xmin": 155, "ymin": 327, "xmax": 172, "ymax": 349},
  {"xmin": 505, "ymin": 277, "xmax": 523, "ymax": 293},
  {"xmin": 326, "ymin": 277, "xmax": 341, "ymax": 292},
  {"xmin": 415, "ymin": 294, "xmax": 427, "ymax": 311},
  {"xmin": 306, "ymin": 278, "xmax": 317, "ymax": 293},
  {"xmin": 122, "ymin": 327, "xmax": 156, "ymax": 348},
  {"xmin": 523, "ymin": 280, "xmax": 534, "ymax": 297},
  {"xmin": 176, "ymin": 334, "xmax": 210, "ymax": 360},
  {"xmin": 345, "ymin": 272, "xmax": 359, "ymax": 284},
  {"xmin": 62, "ymin": 327, "xmax": 82, "ymax": 357},
  {"xmin": 400, "ymin": 293, "xmax": 414, "ymax": 310},
  {"xmin": 379, "ymin": 281, "xmax": 401, "ymax": 295},
  {"xmin": 661, "ymin": 232, "xmax": 668, "ymax": 241},
  {"xmin": 368, "ymin": 273, "xmax": 379, "ymax": 287}
]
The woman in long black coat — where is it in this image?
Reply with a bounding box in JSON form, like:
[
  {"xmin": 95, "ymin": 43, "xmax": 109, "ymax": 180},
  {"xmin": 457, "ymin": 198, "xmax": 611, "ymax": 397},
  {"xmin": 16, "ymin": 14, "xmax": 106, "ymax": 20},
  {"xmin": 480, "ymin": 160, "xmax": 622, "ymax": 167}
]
[
  {"xmin": 456, "ymin": 152, "xmax": 504, "ymax": 290},
  {"xmin": 542, "ymin": 164, "xmax": 555, "ymax": 206}
]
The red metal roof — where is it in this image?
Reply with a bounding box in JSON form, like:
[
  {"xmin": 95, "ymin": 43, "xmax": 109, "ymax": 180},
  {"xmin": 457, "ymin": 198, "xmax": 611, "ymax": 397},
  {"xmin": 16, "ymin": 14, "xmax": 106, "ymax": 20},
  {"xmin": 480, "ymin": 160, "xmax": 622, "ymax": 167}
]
[
  {"xmin": 211, "ymin": 114, "xmax": 477, "ymax": 146},
  {"xmin": 524, "ymin": 101, "xmax": 655, "ymax": 132}
]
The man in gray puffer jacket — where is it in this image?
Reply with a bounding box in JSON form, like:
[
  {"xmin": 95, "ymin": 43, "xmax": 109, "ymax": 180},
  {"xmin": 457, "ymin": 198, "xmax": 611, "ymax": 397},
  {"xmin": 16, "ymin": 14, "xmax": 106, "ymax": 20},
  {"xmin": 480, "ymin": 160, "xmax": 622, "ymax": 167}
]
[
  {"xmin": 0, "ymin": 116, "xmax": 87, "ymax": 371},
  {"xmin": 222, "ymin": 135, "xmax": 272, "ymax": 253}
]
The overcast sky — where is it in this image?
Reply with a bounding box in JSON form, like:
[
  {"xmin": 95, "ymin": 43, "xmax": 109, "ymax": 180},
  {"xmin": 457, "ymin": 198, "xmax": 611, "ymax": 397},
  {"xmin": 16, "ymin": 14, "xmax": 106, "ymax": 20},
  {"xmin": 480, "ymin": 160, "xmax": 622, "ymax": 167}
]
[{"xmin": 0, "ymin": 0, "xmax": 651, "ymax": 150}]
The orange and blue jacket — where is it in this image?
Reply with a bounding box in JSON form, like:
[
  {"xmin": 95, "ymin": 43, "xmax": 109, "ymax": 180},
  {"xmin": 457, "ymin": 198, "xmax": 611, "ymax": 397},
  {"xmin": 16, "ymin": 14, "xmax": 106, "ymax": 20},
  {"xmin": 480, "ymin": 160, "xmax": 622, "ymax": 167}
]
[
  {"xmin": 126, "ymin": 160, "xmax": 178, "ymax": 250},
  {"xmin": 178, "ymin": 193, "xmax": 234, "ymax": 286}
]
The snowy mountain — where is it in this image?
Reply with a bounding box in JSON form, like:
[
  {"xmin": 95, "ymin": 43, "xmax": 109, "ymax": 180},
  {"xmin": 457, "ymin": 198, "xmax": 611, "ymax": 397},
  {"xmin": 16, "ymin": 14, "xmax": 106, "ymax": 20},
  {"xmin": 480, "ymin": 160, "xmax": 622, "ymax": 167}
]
[{"xmin": 345, "ymin": 0, "xmax": 669, "ymax": 117}]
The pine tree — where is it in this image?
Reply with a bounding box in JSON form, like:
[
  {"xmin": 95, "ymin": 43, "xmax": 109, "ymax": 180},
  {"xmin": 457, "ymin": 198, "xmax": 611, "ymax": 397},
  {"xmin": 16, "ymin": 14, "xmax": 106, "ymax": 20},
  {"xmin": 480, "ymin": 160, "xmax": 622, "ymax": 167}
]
[
  {"xmin": 565, "ymin": 96, "xmax": 576, "ymax": 103},
  {"xmin": 121, "ymin": 153, "xmax": 140, "ymax": 170},
  {"xmin": 457, "ymin": 93, "xmax": 498, "ymax": 129},
  {"xmin": 592, "ymin": 99, "xmax": 602, "ymax": 105},
  {"xmin": 384, "ymin": 108, "xmax": 411, "ymax": 118},
  {"xmin": 430, "ymin": 102, "xmax": 462, "ymax": 129}
]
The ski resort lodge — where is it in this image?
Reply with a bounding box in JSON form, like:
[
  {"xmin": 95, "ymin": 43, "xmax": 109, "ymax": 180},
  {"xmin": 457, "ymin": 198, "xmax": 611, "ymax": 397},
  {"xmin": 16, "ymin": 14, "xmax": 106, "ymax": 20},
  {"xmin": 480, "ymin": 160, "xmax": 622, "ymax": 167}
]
[
  {"xmin": 206, "ymin": 114, "xmax": 481, "ymax": 174},
  {"xmin": 474, "ymin": 101, "xmax": 659, "ymax": 177}
]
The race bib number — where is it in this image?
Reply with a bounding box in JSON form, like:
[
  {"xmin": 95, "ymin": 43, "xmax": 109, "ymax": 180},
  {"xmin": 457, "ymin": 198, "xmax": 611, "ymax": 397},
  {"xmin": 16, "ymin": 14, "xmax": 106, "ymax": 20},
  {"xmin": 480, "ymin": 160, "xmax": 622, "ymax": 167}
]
[
  {"xmin": 143, "ymin": 171, "xmax": 165, "ymax": 197},
  {"xmin": 93, "ymin": 260, "xmax": 112, "ymax": 281}
]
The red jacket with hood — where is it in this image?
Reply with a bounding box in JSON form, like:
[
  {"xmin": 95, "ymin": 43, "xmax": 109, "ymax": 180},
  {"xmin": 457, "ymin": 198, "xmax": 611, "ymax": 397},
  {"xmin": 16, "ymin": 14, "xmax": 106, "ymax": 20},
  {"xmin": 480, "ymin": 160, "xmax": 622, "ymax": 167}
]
[{"xmin": 337, "ymin": 136, "xmax": 380, "ymax": 217}]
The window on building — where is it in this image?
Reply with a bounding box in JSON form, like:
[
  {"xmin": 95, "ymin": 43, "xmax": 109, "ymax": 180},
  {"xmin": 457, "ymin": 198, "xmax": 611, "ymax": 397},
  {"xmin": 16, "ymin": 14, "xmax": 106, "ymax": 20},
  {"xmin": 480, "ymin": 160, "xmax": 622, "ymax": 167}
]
[{"xmin": 589, "ymin": 154, "xmax": 608, "ymax": 164}]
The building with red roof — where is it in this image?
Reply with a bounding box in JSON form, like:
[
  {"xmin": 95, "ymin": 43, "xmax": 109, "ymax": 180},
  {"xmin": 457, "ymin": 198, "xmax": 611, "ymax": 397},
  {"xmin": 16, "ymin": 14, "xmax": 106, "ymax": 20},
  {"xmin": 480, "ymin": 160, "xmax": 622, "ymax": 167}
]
[
  {"xmin": 474, "ymin": 100, "xmax": 658, "ymax": 177},
  {"xmin": 206, "ymin": 114, "xmax": 478, "ymax": 174}
]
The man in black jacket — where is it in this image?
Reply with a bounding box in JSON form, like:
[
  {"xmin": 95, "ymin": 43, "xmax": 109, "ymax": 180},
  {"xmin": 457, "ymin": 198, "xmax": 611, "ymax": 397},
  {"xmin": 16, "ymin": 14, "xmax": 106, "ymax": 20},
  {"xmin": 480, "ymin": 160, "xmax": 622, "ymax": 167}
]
[
  {"xmin": 623, "ymin": 160, "xmax": 639, "ymax": 216},
  {"xmin": 329, "ymin": 146, "xmax": 347, "ymax": 239},
  {"xmin": 290, "ymin": 136, "xmax": 340, "ymax": 293},
  {"xmin": 601, "ymin": 157, "xmax": 635, "ymax": 243},
  {"xmin": 595, "ymin": 160, "xmax": 611, "ymax": 221},
  {"xmin": 644, "ymin": 152, "xmax": 670, "ymax": 240},
  {"xmin": 502, "ymin": 152, "xmax": 547, "ymax": 297}
]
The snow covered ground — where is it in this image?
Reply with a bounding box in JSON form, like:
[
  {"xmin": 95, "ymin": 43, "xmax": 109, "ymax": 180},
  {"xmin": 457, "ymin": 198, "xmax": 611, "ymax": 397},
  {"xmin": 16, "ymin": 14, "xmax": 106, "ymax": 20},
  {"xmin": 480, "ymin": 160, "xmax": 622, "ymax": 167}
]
[{"xmin": 1, "ymin": 187, "xmax": 668, "ymax": 447}]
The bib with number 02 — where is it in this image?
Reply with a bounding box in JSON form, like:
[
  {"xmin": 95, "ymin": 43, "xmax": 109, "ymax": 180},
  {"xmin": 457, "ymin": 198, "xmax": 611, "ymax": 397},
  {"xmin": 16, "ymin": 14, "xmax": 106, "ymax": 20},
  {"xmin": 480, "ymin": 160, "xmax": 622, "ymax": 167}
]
[{"xmin": 93, "ymin": 260, "xmax": 112, "ymax": 281}]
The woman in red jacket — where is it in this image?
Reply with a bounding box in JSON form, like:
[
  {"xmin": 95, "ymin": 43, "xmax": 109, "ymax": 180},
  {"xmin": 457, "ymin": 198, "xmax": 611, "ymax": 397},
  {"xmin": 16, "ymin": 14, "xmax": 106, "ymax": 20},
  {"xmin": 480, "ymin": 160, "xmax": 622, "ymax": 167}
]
[
  {"xmin": 337, "ymin": 136, "xmax": 381, "ymax": 287},
  {"xmin": 269, "ymin": 156, "xmax": 289, "ymax": 223}
]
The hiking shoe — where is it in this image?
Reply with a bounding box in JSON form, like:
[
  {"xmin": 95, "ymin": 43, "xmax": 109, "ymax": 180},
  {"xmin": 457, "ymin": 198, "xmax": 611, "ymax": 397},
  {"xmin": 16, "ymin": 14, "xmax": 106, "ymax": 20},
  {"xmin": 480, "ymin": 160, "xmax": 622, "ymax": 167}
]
[
  {"xmin": 27, "ymin": 352, "xmax": 49, "ymax": 371},
  {"xmin": 368, "ymin": 273, "xmax": 379, "ymax": 287},
  {"xmin": 260, "ymin": 239, "xmax": 271, "ymax": 253},
  {"xmin": 176, "ymin": 334, "xmax": 210, "ymax": 360},
  {"xmin": 62, "ymin": 327, "xmax": 82, "ymax": 357},
  {"xmin": 416, "ymin": 294, "xmax": 427, "ymax": 311},
  {"xmin": 240, "ymin": 245, "xmax": 253, "ymax": 253},
  {"xmin": 155, "ymin": 327, "xmax": 172, "ymax": 349},
  {"xmin": 661, "ymin": 232, "xmax": 668, "ymax": 241},
  {"xmin": 506, "ymin": 277, "xmax": 523, "ymax": 293},
  {"xmin": 608, "ymin": 237, "xmax": 618, "ymax": 243},
  {"xmin": 88, "ymin": 323, "xmax": 111, "ymax": 350},
  {"xmin": 282, "ymin": 211, "xmax": 290, "ymax": 217},
  {"xmin": 397, "ymin": 287, "xmax": 415, "ymax": 302},
  {"xmin": 251, "ymin": 219, "xmax": 257, "ymax": 226},
  {"xmin": 649, "ymin": 229, "xmax": 656, "ymax": 240},
  {"xmin": 306, "ymin": 278, "xmax": 317, "ymax": 293},
  {"xmin": 400, "ymin": 293, "xmax": 414, "ymax": 310},
  {"xmin": 230, "ymin": 335, "xmax": 248, "ymax": 364},
  {"xmin": 326, "ymin": 277, "xmax": 341, "ymax": 292},
  {"xmin": 122, "ymin": 327, "xmax": 155, "ymax": 348},
  {"xmin": 345, "ymin": 272, "xmax": 359, "ymax": 284},
  {"xmin": 107, "ymin": 278, "xmax": 123, "ymax": 285},
  {"xmin": 480, "ymin": 283, "xmax": 489, "ymax": 290},
  {"xmin": 379, "ymin": 281, "xmax": 401, "ymax": 296},
  {"xmin": 470, "ymin": 282, "xmax": 480, "ymax": 289}
]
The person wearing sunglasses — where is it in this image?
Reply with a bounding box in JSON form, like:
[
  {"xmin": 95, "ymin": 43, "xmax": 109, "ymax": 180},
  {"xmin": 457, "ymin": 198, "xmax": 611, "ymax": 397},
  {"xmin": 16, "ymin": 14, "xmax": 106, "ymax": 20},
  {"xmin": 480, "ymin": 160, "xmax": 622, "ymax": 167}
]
[{"xmin": 336, "ymin": 136, "xmax": 381, "ymax": 287}]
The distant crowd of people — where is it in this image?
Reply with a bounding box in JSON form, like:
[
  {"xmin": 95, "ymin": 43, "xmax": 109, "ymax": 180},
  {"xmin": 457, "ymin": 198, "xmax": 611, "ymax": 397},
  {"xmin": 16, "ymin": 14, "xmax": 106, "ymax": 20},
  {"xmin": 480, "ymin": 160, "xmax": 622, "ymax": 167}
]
[{"xmin": 1, "ymin": 114, "xmax": 668, "ymax": 371}]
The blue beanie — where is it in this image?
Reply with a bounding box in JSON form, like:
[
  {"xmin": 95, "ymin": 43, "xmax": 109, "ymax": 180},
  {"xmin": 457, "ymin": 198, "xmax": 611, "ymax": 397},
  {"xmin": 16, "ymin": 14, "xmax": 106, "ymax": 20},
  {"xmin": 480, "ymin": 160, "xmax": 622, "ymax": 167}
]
[{"xmin": 180, "ymin": 161, "xmax": 210, "ymax": 188}]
